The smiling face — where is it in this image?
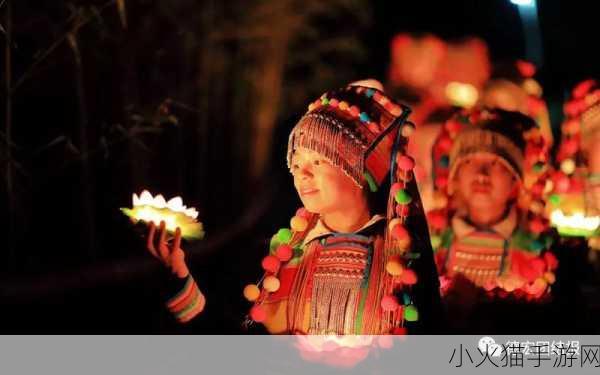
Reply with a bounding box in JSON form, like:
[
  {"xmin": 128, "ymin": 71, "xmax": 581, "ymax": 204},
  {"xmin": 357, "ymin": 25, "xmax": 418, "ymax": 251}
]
[
  {"xmin": 454, "ymin": 152, "xmax": 519, "ymax": 213},
  {"xmin": 291, "ymin": 147, "xmax": 366, "ymax": 215}
]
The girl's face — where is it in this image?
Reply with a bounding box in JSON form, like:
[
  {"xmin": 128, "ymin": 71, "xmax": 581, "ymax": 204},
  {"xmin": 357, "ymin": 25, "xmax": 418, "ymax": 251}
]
[
  {"xmin": 454, "ymin": 152, "xmax": 519, "ymax": 213},
  {"xmin": 291, "ymin": 147, "xmax": 366, "ymax": 215}
]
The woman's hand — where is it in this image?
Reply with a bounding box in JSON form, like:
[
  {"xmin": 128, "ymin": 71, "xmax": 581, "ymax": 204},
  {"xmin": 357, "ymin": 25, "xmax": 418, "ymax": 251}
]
[{"xmin": 146, "ymin": 220, "xmax": 189, "ymax": 278}]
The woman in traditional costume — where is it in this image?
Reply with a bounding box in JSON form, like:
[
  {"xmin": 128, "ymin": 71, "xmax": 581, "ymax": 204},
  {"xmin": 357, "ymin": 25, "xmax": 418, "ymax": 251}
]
[{"xmin": 144, "ymin": 83, "xmax": 442, "ymax": 334}]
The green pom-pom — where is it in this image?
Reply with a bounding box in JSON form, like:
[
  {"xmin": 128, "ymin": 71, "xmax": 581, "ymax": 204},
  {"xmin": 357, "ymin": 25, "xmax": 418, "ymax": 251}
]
[
  {"xmin": 395, "ymin": 189, "xmax": 412, "ymax": 205},
  {"xmin": 321, "ymin": 98, "xmax": 329, "ymax": 105},
  {"xmin": 529, "ymin": 240, "xmax": 544, "ymax": 252},
  {"xmin": 549, "ymin": 194, "xmax": 561, "ymax": 206},
  {"xmin": 402, "ymin": 293, "xmax": 412, "ymax": 305},
  {"xmin": 269, "ymin": 234, "xmax": 281, "ymax": 253},
  {"xmin": 404, "ymin": 305, "xmax": 419, "ymax": 322},
  {"xmin": 277, "ymin": 228, "xmax": 293, "ymax": 244},
  {"xmin": 430, "ymin": 235, "xmax": 442, "ymax": 249},
  {"xmin": 533, "ymin": 162, "xmax": 545, "ymax": 172}
]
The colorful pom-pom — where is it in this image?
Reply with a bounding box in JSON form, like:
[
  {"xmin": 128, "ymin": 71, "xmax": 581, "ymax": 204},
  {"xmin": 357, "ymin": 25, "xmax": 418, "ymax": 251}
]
[
  {"xmin": 290, "ymin": 216, "xmax": 308, "ymax": 232},
  {"xmin": 249, "ymin": 305, "xmax": 267, "ymax": 322},
  {"xmin": 395, "ymin": 189, "xmax": 412, "ymax": 205},
  {"xmin": 275, "ymin": 244, "xmax": 293, "ymax": 262},
  {"xmin": 435, "ymin": 175, "xmax": 448, "ymax": 189},
  {"xmin": 386, "ymin": 258, "xmax": 404, "ymax": 276},
  {"xmin": 390, "ymin": 105, "xmax": 402, "ymax": 116},
  {"xmin": 427, "ymin": 211, "xmax": 447, "ymax": 230},
  {"xmin": 544, "ymin": 252, "xmax": 559, "ymax": 271},
  {"xmin": 381, "ymin": 295, "xmax": 399, "ymax": 311},
  {"xmin": 243, "ymin": 284, "xmax": 260, "ymax": 302},
  {"xmin": 263, "ymin": 276, "xmax": 281, "ymax": 292},
  {"xmin": 359, "ymin": 112, "xmax": 370, "ymax": 123},
  {"xmin": 329, "ymin": 98, "xmax": 339, "ymax": 107},
  {"xmin": 403, "ymin": 305, "xmax": 419, "ymax": 322},
  {"xmin": 430, "ymin": 235, "xmax": 442, "ymax": 249},
  {"xmin": 321, "ymin": 97, "xmax": 329, "ymax": 106},
  {"xmin": 365, "ymin": 88, "xmax": 375, "ymax": 98},
  {"xmin": 349, "ymin": 106, "xmax": 360, "ymax": 117},
  {"xmin": 391, "ymin": 223, "xmax": 410, "ymax": 241},
  {"xmin": 339, "ymin": 101, "xmax": 349, "ymax": 111},
  {"xmin": 544, "ymin": 271, "xmax": 556, "ymax": 284},
  {"xmin": 262, "ymin": 255, "xmax": 281, "ymax": 273},
  {"xmin": 401, "ymin": 269, "xmax": 418, "ymax": 285},
  {"xmin": 277, "ymin": 228, "xmax": 293, "ymax": 244},
  {"xmin": 295, "ymin": 207, "xmax": 311, "ymax": 219},
  {"xmin": 529, "ymin": 218, "xmax": 546, "ymax": 234},
  {"xmin": 401, "ymin": 123, "xmax": 415, "ymax": 138},
  {"xmin": 560, "ymin": 159, "xmax": 576, "ymax": 175},
  {"xmin": 396, "ymin": 155, "xmax": 415, "ymax": 171}
]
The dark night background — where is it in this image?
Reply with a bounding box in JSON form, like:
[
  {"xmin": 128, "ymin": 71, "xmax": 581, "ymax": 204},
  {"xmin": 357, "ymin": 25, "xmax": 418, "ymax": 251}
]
[{"xmin": 1, "ymin": 0, "xmax": 599, "ymax": 333}]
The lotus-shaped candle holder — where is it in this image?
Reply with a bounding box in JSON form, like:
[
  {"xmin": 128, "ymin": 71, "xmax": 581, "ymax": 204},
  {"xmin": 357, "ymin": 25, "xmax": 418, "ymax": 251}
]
[{"xmin": 121, "ymin": 190, "xmax": 205, "ymax": 240}]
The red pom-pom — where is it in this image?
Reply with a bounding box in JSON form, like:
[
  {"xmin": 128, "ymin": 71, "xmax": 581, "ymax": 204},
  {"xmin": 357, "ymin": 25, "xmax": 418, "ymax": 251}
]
[
  {"xmin": 295, "ymin": 207, "xmax": 311, "ymax": 219},
  {"xmin": 391, "ymin": 224, "xmax": 409, "ymax": 241},
  {"xmin": 396, "ymin": 155, "xmax": 415, "ymax": 171},
  {"xmin": 381, "ymin": 295, "xmax": 399, "ymax": 311},
  {"xmin": 435, "ymin": 175, "xmax": 448, "ymax": 189},
  {"xmin": 427, "ymin": 211, "xmax": 447, "ymax": 230},
  {"xmin": 249, "ymin": 305, "xmax": 267, "ymax": 323},
  {"xmin": 561, "ymin": 139, "xmax": 579, "ymax": 156},
  {"xmin": 516, "ymin": 60, "xmax": 536, "ymax": 78},
  {"xmin": 437, "ymin": 136, "xmax": 453, "ymax": 153},
  {"xmin": 544, "ymin": 252, "xmax": 559, "ymax": 271},
  {"xmin": 569, "ymin": 178, "xmax": 584, "ymax": 193},
  {"xmin": 552, "ymin": 172, "xmax": 570, "ymax": 193},
  {"xmin": 275, "ymin": 245, "xmax": 293, "ymax": 262},
  {"xmin": 530, "ymin": 183, "xmax": 544, "ymax": 197},
  {"xmin": 401, "ymin": 269, "xmax": 418, "ymax": 285},
  {"xmin": 390, "ymin": 182, "xmax": 405, "ymax": 197},
  {"xmin": 261, "ymin": 255, "xmax": 281, "ymax": 273},
  {"xmin": 531, "ymin": 257, "xmax": 547, "ymax": 276},
  {"xmin": 529, "ymin": 218, "xmax": 545, "ymax": 234},
  {"xmin": 445, "ymin": 120, "xmax": 461, "ymax": 134},
  {"xmin": 392, "ymin": 327, "xmax": 407, "ymax": 335},
  {"xmin": 349, "ymin": 106, "xmax": 360, "ymax": 117}
]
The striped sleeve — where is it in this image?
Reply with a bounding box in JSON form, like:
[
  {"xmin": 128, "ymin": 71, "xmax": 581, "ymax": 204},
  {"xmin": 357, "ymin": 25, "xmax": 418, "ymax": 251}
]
[{"xmin": 166, "ymin": 274, "xmax": 206, "ymax": 323}]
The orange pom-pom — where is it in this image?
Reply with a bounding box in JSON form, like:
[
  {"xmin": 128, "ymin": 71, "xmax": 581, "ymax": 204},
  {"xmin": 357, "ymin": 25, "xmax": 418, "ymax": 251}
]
[
  {"xmin": 391, "ymin": 224, "xmax": 409, "ymax": 241},
  {"xmin": 243, "ymin": 284, "xmax": 261, "ymax": 302}
]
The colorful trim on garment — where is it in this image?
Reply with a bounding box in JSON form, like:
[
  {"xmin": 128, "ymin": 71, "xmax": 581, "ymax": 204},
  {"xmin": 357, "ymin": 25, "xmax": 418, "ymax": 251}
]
[{"xmin": 166, "ymin": 274, "xmax": 205, "ymax": 323}]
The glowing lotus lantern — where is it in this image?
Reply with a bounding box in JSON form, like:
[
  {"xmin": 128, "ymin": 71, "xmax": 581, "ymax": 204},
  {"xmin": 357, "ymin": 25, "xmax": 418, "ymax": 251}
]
[
  {"xmin": 547, "ymin": 193, "xmax": 600, "ymax": 238},
  {"xmin": 120, "ymin": 190, "xmax": 205, "ymax": 240}
]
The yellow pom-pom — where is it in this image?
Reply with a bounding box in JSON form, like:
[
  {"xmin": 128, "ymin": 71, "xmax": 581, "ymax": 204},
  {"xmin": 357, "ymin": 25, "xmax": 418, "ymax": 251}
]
[
  {"xmin": 243, "ymin": 284, "xmax": 261, "ymax": 301},
  {"xmin": 263, "ymin": 276, "xmax": 280, "ymax": 292},
  {"xmin": 385, "ymin": 259, "xmax": 404, "ymax": 276},
  {"xmin": 560, "ymin": 159, "xmax": 576, "ymax": 175},
  {"xmin": 339, "ymin": 101, "xmax": 349, "ymax": 110},
  {"xmin": 290, "ymin": 216, "xmax": 308, "ymax": 232},
  {"xmin": 543, "ymin": 272, "xmax": 556, "ymax": 284}
]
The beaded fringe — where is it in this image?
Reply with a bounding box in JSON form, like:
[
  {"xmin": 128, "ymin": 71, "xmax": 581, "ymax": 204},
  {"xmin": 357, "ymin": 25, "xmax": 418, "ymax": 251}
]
[{"xmin": 287, "ymin": 112, "xmax": 367, "ymax": 188}]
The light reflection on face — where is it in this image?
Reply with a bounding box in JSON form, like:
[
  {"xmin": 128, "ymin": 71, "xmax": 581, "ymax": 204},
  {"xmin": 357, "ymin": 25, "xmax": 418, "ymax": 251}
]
[{"xmin": 291, "ymin": 147, "xmax": 365, "ymax": 215}]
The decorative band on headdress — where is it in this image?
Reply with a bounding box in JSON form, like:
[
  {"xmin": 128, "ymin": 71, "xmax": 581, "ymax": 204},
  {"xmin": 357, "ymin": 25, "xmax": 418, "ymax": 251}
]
[
  {"xmin": 286, "ymin": 85, "xmax": 412, "ymax": 189},
  {"xmin": 448, "ymin": 127, "xmax": 524, "ymax": 182}
]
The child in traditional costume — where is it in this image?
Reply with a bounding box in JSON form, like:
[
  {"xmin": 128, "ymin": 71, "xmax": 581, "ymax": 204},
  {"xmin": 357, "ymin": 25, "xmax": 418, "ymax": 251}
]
[
  {"xmin": 145, "ymin": 84, "xmax": 442, "ymax": 334},
  {"xmin": 428, "ymin": 108, "xmax": 558, "ymax": 308}
]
